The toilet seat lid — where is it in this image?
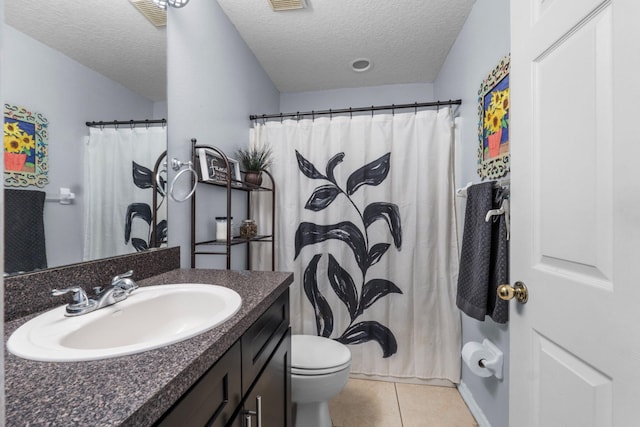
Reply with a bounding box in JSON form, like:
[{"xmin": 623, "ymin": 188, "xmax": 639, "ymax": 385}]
[{"xmin": 291, "ymin": 335, "xmax": 351, "ymax": 372}]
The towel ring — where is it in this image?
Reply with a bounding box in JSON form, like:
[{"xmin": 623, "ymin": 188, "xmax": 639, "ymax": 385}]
[{"xmin": 169, "ymin": 163, "xmax": 198, "ymax": 202}]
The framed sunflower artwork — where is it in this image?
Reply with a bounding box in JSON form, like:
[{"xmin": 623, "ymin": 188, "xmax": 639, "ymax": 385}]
[
  {"xmin": 477, "ymin": 54, "xmax": 510, "ymax": 180},
  {"xmin": 4, "ymin": 103, "xmax": 49, "ymax": 187}
]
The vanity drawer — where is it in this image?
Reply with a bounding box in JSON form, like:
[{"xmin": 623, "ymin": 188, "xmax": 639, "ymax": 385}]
[
  {"xmin": 155, "ymin": 340, "xmax": 242, "ymax": 427},
  {"xmin": 241, "ymin": 289, "xmax": 290, "ymax": 395}
]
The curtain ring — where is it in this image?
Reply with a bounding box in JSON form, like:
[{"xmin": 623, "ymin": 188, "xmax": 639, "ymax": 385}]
[
  {"xmin": 297, "ymin": 112, "xmax": 301, "ymax": 121},
  {"xmin": 371, "ymin": 106, "xmax": 374, "ymax": 117},
  {"xmin": 349, "ymin": 107, "xmax": 353, "ymax": 118},
  {"xmin": 162, "ymin": 118, "xmax": 166, "ymax": 128},
  {"xmin": 129, "ymin": 120, "xmax": 135, "ymax": 129},
  {"xmin": 392, "ymin": 104, "xmax": 395, "ymax": 116},
  {"xmin": 414, "ymin": 102, "xmax": 418, "ymax": 114},
  {"xmin": 98, "ymin": 121, "xmax": 104, "ymax": 130},
  {"xmin": 312, "ymin": 111, "xmax": 315, "ymax": 121},
  {"xmin": 262, "ymin": 114, "xmax": 266, "ymax": 125},
  {"xmin": 437, "ymin": 103, "xmax": 440, "ymax": 112},
  {"xmin": 114, "ymin": 121, "xmax": 119, "ymax": 129},
  {"xmin": 329, "ymin": 109, "xmax": 332, "ymax": 120},
  {"xmin": 280, "ymin": 113, "xmax": 283, "ymax": 123}
]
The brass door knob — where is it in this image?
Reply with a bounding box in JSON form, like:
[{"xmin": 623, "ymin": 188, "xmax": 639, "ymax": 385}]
[{"xmin": 497, "ymin": 281, "xmax": 528, "ymax": 304}]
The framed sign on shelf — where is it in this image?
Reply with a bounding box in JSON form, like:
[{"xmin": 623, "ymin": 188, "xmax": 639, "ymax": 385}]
[
  {"xmin": 477, "ymin": 54, "xmax": 510, "ymax": 180},
  {"xmin": 197, "ymin": 148, "xmax": 241, "ymax": 185}
]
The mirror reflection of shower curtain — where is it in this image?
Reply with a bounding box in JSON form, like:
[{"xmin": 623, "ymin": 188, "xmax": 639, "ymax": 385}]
[
  {"xmin": 83, "ymin": 126, "xmax": 167, "ymax": 261},
  {"xmin": 250, "ymin": 109, "xmax": 461, "ymax": 382}
]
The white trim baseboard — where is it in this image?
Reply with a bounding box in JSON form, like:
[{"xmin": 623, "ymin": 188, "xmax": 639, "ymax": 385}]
[{"xmin": 457, "ymin": 380, "xmax": 491, "ymax": 427}]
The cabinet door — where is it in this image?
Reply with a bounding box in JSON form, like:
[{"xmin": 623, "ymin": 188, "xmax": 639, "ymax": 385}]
[
  {"xmin": 241, "ymin": 289, "xmax": 289, "ymax": 395},
  {"xmin": 242, "ymin": 330, "xmax": 292, "ymax": 427},
  {"xmin": 155, "ymin": 341, "xmax": 242, "ymax": 427}
]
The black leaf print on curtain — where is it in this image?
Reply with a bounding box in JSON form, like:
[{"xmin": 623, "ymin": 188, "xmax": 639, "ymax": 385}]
[
  {"xmin": 125, "ymin": 161, "xmax": 167, "ymax": 252},
  {"xmin": 359, "ymin": 279, "xmax": 402, "ymax": 316},
  {"xmin": 346, "ymin": 152, "xmax": 390, "ymax": 195},
  {"xmin": 336, "ymin": 321, "xmax": 398, "ymax": 358},
  {"xmin": 294, "ymin": 150, "xmax": 403, "ymax": 358},
  {"xmin": 124, "ymin": 203, "xmax": 151, "ymax": 244},
  {"xmin": 303, "ymin": 254, "xmax": 334, "ymax": 337},
  {"xmin": 295, "ymin": 221, "xmax": 368, "ymax": 275},
  {"xmin": 296, "ymin": 150, "xmax": 326, "ymax": 180},
  {"xmin": 327, "ymin": 254, "xmax": 359, "ymax": 322},
  {"xmin": 150, "ymin": 220, "xmax": 168, "ymax": 248},
  {"xmin": 363, "ymin": 202, "xmax": 402, "ymax": 248},
  {"xmin": 305, "ymin": 185, "xmax": 341, "ymax": 211},
  {"xmin": 132, "ymin": 161, "xmax": 153, "ymax": 189}
]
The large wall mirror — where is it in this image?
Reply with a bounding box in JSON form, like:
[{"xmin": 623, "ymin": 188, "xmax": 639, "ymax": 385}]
[{"xmin": 4, "ymin": 1, "xmax": 168, "ymax": 275}]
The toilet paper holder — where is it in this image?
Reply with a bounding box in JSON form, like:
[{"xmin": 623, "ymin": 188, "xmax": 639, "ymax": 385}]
[
  {"xmin": 462, "ymin": 339, "xmax": 503, "ymax": 380},
  {"xmin": 478, "ymin": 339, "xmax": 502, "ymax": 379}
]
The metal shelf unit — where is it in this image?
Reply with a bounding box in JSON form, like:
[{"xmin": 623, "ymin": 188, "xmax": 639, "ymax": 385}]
[{"xmin": 190, "ymin": 140, "xmax": 275, "ymax": 270}]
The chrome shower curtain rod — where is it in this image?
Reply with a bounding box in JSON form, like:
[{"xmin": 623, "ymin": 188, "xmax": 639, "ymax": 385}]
[
  {"xmin": 85, "ymin": 118, "xmax": 166, "ymax": 128},
  {"xmin": 249, "ymin": 99, "xmax": 462, "ymax": 121}
]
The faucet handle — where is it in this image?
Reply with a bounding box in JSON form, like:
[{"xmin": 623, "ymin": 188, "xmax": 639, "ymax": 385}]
[
  {"xmin": 52, "ymin": 287, "xmax": 91, "ymax": 307},
  {"xmin": 111, "ymin": 270, "xmax": 133, "ymax": 285},
  {"xmin": 111, "ymin": 270, "xmax": 138, "ymax": 294}
]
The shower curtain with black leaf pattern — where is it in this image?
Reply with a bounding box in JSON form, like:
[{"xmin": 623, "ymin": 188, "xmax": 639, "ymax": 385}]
[
  {"xmin": 250, "ymin": 109, "xmax": 461, "ymax": 382},
  {"xmin": 83, "ymin": 126, "xmax": 167, "ymax": 261}
]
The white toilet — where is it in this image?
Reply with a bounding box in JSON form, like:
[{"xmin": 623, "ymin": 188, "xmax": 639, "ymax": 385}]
[{"xmin": 291, "ymin": 334, "xmax": 352, "ymax": 427}]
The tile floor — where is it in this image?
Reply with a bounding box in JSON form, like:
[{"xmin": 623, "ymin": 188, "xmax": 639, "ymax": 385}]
[{"xmin": 328, "ymin": 378, "xmax": 478, "ymax": 427}]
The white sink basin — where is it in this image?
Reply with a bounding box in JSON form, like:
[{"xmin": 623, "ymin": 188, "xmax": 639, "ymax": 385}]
[{"xmin": 7, "ymin": 283, "xmax": 242, "ymax": 362}]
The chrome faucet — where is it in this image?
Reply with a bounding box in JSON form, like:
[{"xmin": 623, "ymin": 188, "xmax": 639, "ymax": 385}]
[
  {"xmin": 51, "ymin": 286, "xmax": 97, "ymax": 316},
  {"xmin": 52, "ymin": 270, "xmax": 138, "ymax": 317}
]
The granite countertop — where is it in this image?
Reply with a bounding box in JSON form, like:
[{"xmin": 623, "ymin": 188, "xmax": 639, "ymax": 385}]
[{"xmin": 5, "ymin": 268, "xmax": 293, "ymax": 426}]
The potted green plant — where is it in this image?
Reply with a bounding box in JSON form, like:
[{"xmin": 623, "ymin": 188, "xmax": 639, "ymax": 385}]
[{"xmin": 235, "ymin": 145, "xmax": 273, "ymax": 186}]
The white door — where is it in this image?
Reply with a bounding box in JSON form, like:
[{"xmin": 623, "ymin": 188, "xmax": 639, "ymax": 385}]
[{"xmin": 510, "ymin": 0, "xmax": 640, "ymax": 425}]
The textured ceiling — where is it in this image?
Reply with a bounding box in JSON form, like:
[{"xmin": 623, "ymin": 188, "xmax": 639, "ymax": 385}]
[
  {"xmin": 4, "ymin": 0, "xmax": 475, "ymax": 101},
  {"xmin": 217, "ymin": 0, "xmax": 476, "ymax": 93},
  {"xmin": 5, "ymin": 0, "xmax": 167, "ymax": 102}
]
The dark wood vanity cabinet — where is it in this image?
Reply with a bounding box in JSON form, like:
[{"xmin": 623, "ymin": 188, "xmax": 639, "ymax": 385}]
[
  {"xmin": 155, "ymin": 341, "xmax": 242, "ymax": 427},
  {"xmin": 240, "ymin": 330, "xmax": 291, "ymax": 427},
  {"xmin": 155, "ymin": 289, "xmax": 290, "ymax": 427}
]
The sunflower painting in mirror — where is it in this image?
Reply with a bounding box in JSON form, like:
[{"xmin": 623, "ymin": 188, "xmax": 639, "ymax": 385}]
[
  {"xmin": 4, "ymin": 104, "xmax": 49, "ymax": 187},
  {"xmin": 477, "ymin": 54, "xmax": 510, "ymax": 180}
]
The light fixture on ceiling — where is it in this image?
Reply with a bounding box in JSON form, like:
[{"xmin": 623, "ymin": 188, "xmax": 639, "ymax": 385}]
[
  {"xmin": 351, "ymin": 58, "xmax": 372, "ymax": 73},
  {"xmin": 152, "ymin": 0, "xmax": 190, "ymax": 10}
]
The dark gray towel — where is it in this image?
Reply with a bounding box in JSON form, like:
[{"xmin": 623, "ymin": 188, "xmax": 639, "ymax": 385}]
[
  {"xmin": 487, "ymin": 188, "xmax": 509, "ymax": 323},
  {"xmin": 456, "ymin": 182, "xmax": 509, "ymax": 323},
  {"xmin": 5, "ymin": 189, "xmax": 47, "ymax": 274}
]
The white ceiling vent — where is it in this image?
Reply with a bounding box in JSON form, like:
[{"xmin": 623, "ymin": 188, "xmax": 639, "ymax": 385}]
[
  {"xmin": 129, "ymin": 0, "xmax": 167, "ymax": 27},
  {"xmin": 268, "ymin": 0, "xmax": 307, "ymax": 11}
]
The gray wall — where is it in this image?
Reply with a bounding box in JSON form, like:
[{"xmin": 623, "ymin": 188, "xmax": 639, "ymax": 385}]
[
  {"xmin": 2, "ymin": 25, "xmax": 156, "ymax": 269},
  {"xmin": 280, "ymin": 83, "xmax": 434, "ymax": 113},
  {"xmin": 154, "ymin": 100, "xmax": 168, "ymax": 120},
  {"xmin": 166, "ymin": 0, "xmax": 279, "ymax": 269},
  {"xmin": 434, "ymin": 0, "xmax": 511, "ymax": 426}
]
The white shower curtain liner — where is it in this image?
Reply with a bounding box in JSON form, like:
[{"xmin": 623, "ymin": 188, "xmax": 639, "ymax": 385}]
[
  {"xmin": 251, "ymin": 109, "xmax": 461, "ymax": 382},
  {"xmin": 83, "ymin": 126, "xmax": 167, "ymax": 261}
]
